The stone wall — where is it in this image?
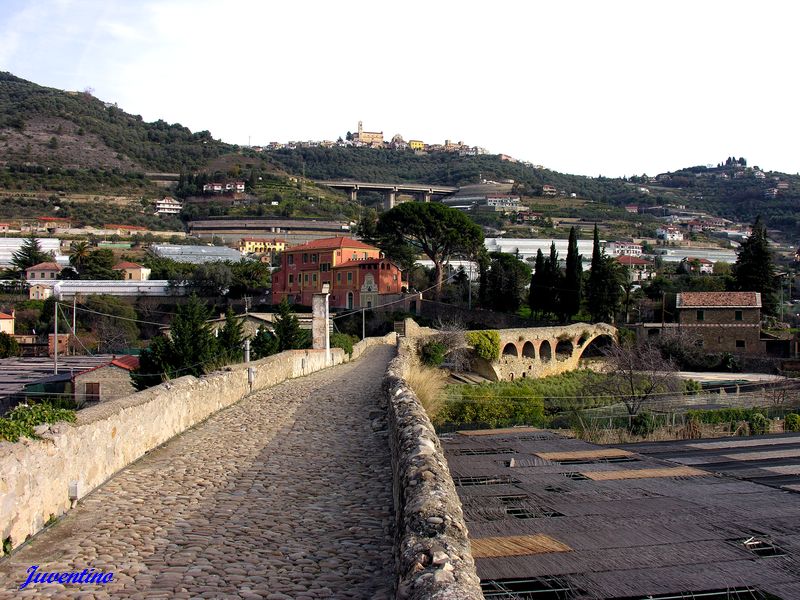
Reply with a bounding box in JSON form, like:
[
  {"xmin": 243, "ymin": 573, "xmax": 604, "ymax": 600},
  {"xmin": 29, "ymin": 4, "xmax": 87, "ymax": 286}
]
[
  {"xmin": 0, "ymin": 345, "xmax": 375, "ymax": 552},
  {"xmin": 383, "ymin": 329, "xmax": 483, "ymax": 600}
]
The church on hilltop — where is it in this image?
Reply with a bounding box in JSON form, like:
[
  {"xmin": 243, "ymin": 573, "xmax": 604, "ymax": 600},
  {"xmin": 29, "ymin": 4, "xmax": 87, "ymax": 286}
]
[{"xmin": 352, "ymin": 121, "xmax": 384, "ymax": 147}]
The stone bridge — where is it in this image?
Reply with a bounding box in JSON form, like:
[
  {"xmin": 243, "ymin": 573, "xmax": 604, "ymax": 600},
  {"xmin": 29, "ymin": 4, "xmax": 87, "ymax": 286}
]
[{"xmin": 473, "ymin": 323, "xmax": 618, "ymax": 381}]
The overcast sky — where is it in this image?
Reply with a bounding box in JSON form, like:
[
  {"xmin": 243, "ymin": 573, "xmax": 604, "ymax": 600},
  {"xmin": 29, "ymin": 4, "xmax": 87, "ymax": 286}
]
[{"xmin": 1, "ymin": 0, "xmax": 797, "ymax": 177}]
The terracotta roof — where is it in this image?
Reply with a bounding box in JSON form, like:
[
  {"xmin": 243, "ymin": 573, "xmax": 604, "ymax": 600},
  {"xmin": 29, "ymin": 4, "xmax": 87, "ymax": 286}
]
[
  {"xmin": 285, "ymin": 236, "xmax": 377, "ymax": 252},
  {"xmin": 112, "ymin": 261, "xmax": 143, "ymax": 270},
  {"xmin": 335, "ymin": 258, "xmax": 402, "ymax": 269},
  {"xmin": 0, "ymin": 312, "xmax": 13, "ymax": 319},
  {"xmin": 616, "ymin": 255, "xmax": 651, "ymax": 266},
  {"xmin": 677, "ymin": 291, "xmax": 761, "ymax": 308},
  {"xmin": 111, "ymin": 355, "xmax": 140, "ymax": 371},
  {"xmin": 27, "ymin": 262, "xmax": 61, "ymax": 271},
  {"xmin": 685, "ymin": 257, "xmax": 713, "ymax": 264}
]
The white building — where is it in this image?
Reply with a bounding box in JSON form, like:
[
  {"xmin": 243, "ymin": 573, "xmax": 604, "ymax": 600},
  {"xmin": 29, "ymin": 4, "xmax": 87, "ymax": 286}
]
[
  {"xmin": 154, "ymin": 197, "xmax": 183, "ymax": 215},
  {"xmin": 656, "ymin": 227, "xmax": 684, "ymax": 242},
  {"xmin": 29, "ymin": 280, "xmax": 181, "ymax": 300},
  {"xmin": 606, "ymin": 241, "xmax": 643, "ymax": 257}
]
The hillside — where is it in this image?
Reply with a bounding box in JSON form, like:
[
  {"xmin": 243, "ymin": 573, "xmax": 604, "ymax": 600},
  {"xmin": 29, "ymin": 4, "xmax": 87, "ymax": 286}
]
[
  {"xmin": 631, "ymin": 162, "xmax": 800, "ymax": 235},
  {"xmin": 267, "ymin": 148, "xmax": 800, "ymax": 238},
  {"xmin": 0, "ymin": 72, "xmax": 231, "ymax": 172}
]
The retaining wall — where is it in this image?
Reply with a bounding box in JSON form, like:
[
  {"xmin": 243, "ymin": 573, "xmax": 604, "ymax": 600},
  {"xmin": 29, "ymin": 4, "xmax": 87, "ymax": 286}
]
[
  {"xmin": 0, "ymin": 336, "xmax": 394, "ymax": 553},
  {"xmin": 384, "ymin": 323, "xmax": 483, "ymax": 600}
]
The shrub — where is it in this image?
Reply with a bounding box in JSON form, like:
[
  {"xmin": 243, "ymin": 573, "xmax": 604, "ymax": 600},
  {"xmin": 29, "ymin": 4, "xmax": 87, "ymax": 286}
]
[
  {"xmin": 405, "ymin": 365, "xmax": 448, "ymax": 422},
  {"xmin": 0, "ymin": 402, "xmax": 77, "ymax": 442},
  {"xmin": 330, "ymin": 332, "xmax": 359, "ymax": 357},
  {"xmin": 420, "ymin": 340, "xmax": 447, "ymax": 367},
  {"xmin": 465, "ymin": 330, "xmax": 500, "ymax": 361},
  {"xmin": 629, "ymin": 411, "xmax": 656, "ymax": 437},
  {"xmin": 785, "ymin": 413, "xmax": 800, "ymax": 432},
  {"xmin": 748, "ymin": 413, "xmax": 770, "ymax": 436}
]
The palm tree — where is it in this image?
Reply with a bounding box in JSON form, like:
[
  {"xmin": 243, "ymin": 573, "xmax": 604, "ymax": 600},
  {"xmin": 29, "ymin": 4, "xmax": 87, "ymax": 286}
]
[{"xmin": 69, "ymin": 241, "xmax": 91, "ymax": 272}]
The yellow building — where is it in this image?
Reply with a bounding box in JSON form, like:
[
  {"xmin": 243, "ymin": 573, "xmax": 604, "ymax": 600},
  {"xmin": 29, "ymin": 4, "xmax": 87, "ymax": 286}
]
[
  {"xmin": 237, "ymin": 237, "xmax": 287, "ymax": 255},
  {"xmin": 409, "ymin": 140, "xmax": 425, "ymax": 151}
]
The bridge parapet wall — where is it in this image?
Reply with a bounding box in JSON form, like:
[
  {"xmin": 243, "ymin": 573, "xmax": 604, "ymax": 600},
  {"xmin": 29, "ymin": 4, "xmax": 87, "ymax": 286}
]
[
  {"xmin": 0, "ymin": 335, "xmax": 397, "ymax": 553},
  {"xmin": 383, "ymin": 332, "xmax": 483, "ymax": 600}
]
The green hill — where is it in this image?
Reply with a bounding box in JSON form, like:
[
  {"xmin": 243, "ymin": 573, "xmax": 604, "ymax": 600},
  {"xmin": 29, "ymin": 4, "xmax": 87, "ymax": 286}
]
[{"xmin": 0, "ymin": 72, "xmax": 231, "ymax": 172}]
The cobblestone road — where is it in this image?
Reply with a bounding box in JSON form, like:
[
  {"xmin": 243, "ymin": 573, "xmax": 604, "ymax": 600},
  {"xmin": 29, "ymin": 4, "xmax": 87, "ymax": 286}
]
[{"xmin": 0, "ymin": 346, "xmax": 396, "ymax": 599}]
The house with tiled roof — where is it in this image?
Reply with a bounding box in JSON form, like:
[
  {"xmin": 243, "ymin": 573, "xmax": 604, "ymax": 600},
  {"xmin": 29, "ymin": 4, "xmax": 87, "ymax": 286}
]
[
  {"xmin": 0, "ymin": 310, "xmax": 14, "ymax": 335},
  {"xmin": 615, "ymin": 255, "xmax": 653, "ymax": 282},
  {"xmin": 112, "ymin": 261, "xmax": 151, "ymax": 281},
  {"xmin": 638, "ymin": 291, "xmax": 798, "ymax": 356},
  {"xmin": 660, "ymin": 292, "xmax": 764, "ymax": 354},
  {"xmin": 271, "ymin": 236, "xmax": 407, "ymax": 309},
  {"xmin": 73, "ymin": 355, "xmax": 140, "ymax": 406},
  {"xmin": 25, "ymin": 262, "xmax": 61, "ymax": 281}
]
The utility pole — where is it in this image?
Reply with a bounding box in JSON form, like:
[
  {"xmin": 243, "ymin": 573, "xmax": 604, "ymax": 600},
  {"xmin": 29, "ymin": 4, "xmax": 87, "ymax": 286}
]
[
  {"xmin": 72, "ymin": 296, "xmax": 76, "ymax": 355},
  {"xmin": 362, "ymin": 307, "xmax": 366, "ymax": 340},
  {"xmin": 468, "ymin": 259, "xmax": 472, "ymax": 310},
  {"xmin": 53, "ymin": 300, "xmax": 58, "ymax": 374}
]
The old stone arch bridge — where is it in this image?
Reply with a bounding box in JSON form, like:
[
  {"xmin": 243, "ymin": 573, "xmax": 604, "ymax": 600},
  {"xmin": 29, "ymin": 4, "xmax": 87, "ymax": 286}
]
[{"xmin": 472, "ymin": 323, "xmax": 618, "ymax": 382}]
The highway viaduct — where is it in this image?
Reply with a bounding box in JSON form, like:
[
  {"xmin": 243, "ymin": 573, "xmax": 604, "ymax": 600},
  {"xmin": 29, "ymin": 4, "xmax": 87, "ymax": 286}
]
[{"xmin": 314, "ymin": 179, "xmax": 458, "ymax": 209}]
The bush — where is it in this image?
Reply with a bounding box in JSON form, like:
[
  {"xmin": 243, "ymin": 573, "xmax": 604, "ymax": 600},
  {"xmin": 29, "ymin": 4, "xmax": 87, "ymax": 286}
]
[
  {"xmin": 0, "ymin": 402, "xmax": 77, "ymax": 442},
  {"xmin": 405, "ymin": 365, "xmax": 449, "ymax": 422},
  {"xmin": 465, "ymin": 330, "xmax": 500, "ymax": 361},
  {"xmin": 785, "ymin": 413, "xmax": 800, "ymax": 432},
  {"xmin": 748, "ymin": 413, "xmax": 770, "ymax": 436},
  {"xmin": 629, "ymin": 411, "xmax": 656, "ymax": 437},
  {"xmin": 330, "ymin": 332, "xmax": 359, "ymax": 357},
  {"xmin": 420, "ymin": 340, "xmax": 447, "ymax": 367}
]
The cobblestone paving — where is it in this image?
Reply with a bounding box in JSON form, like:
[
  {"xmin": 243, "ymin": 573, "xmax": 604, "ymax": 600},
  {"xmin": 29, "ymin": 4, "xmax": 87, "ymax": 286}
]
[{"xmin": 0, "ymin": 346, "xmax": 396, "ymax": 599}]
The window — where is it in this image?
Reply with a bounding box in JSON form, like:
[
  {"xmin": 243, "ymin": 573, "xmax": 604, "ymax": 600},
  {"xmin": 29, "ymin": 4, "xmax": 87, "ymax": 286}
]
[
  {"xmin": 303, "ymin": 253, "xmax": 308, "ymax": 263},
  {"xmin": 288, "ymin": 254, "xmax": 294, "ymax": 265},
  {"xmin": 736, "ymin": 339, "xmax": 746, "ymax": 349},
  {"xmin": 304, "ymin": 274, "xmax": 309, "ymax": 283},
  {"xmin": 320, "ymin": 263, "xmax": 330, "ymax": 272},
  {"xmin": 288, "ymin": 274, "xmax": 294, "ymax": 284},
  {"xmin": 84, "ymin": 382, "xmax": 100, "ymax": 403},
  {"xmin": 347, "ymin": 271, "xmax": 353, "ymax": 283},
  {"xmin": 696, "ymin": 310, "xmax": 704, "ymax": 321},
  {"xmin": 311, "ymin": 253, "xmax": 317, "ymax": 263},
  {"xmin": 312, "ymin": 273, "xmax": 317, "ymax": 284},
  {"xmin": 735, "ymin": 310, "xmax": 743, "ymax": 321},
  {"xmin": 337, "ymin": 272, "xmax": 342, "ymax": 283}
]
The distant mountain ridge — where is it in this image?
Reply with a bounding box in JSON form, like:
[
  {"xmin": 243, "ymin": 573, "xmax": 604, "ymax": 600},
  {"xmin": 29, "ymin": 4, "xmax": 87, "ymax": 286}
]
[{"xmin": 1, "ymin": 72, "xmax": 798, "ymax": 237}]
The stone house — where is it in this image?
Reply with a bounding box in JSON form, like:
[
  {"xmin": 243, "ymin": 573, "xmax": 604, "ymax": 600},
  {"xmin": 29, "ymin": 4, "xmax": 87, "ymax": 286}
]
[
  {"xmin": 73, "ymin": 355, "xmax": 140, "ymax": 406},
  {"xmin": 676, "ymin": 292, "xmax": 762, "ymax": 354}
]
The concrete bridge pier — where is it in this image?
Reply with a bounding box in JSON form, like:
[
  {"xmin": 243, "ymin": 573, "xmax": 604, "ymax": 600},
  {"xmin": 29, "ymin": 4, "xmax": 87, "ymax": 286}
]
[
  {"xmin": 349, "ymin": 188, "xmax": 358, "ymax": 202},
  {"xmin": 385, "ymin": 188, "xmax": 397, "ymax": 210}
]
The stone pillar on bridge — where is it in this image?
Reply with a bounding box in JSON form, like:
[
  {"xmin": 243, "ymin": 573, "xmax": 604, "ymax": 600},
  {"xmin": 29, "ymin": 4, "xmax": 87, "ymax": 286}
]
[
  {"xmin": 423, "ymin": 191, "xmax": 432, "ymax": 202},
  {"xmin": 349, "ymin": 188, "xmax": 358, "ymax": 202},
  {"xmin": 311, "ymin": 287, "xmax": 330, "ymax": 357}
]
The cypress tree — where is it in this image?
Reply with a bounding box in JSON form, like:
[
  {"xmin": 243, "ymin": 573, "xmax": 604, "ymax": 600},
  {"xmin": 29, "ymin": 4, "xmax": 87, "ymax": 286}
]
[
  {"xmin": 217, "ymin": 307, "xmax": 244, "ymax": 363},
  {"xmin": 563, "ymin": 226, "xmax": 583, "ymax": 322},
  {"xmin": 730, "ymin": 216, "xmax": 779, "ymax": 315},
  {"xmin": 274, "ymin": 297, "xmax": 303, "ymax": 351},
  {"xmin": 543, "ymin": 242, "xmax": 562, "ymax": 318},
  {"xmin": 529, "ymin": 249, "xmax": 546, "ymax": 318}
]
